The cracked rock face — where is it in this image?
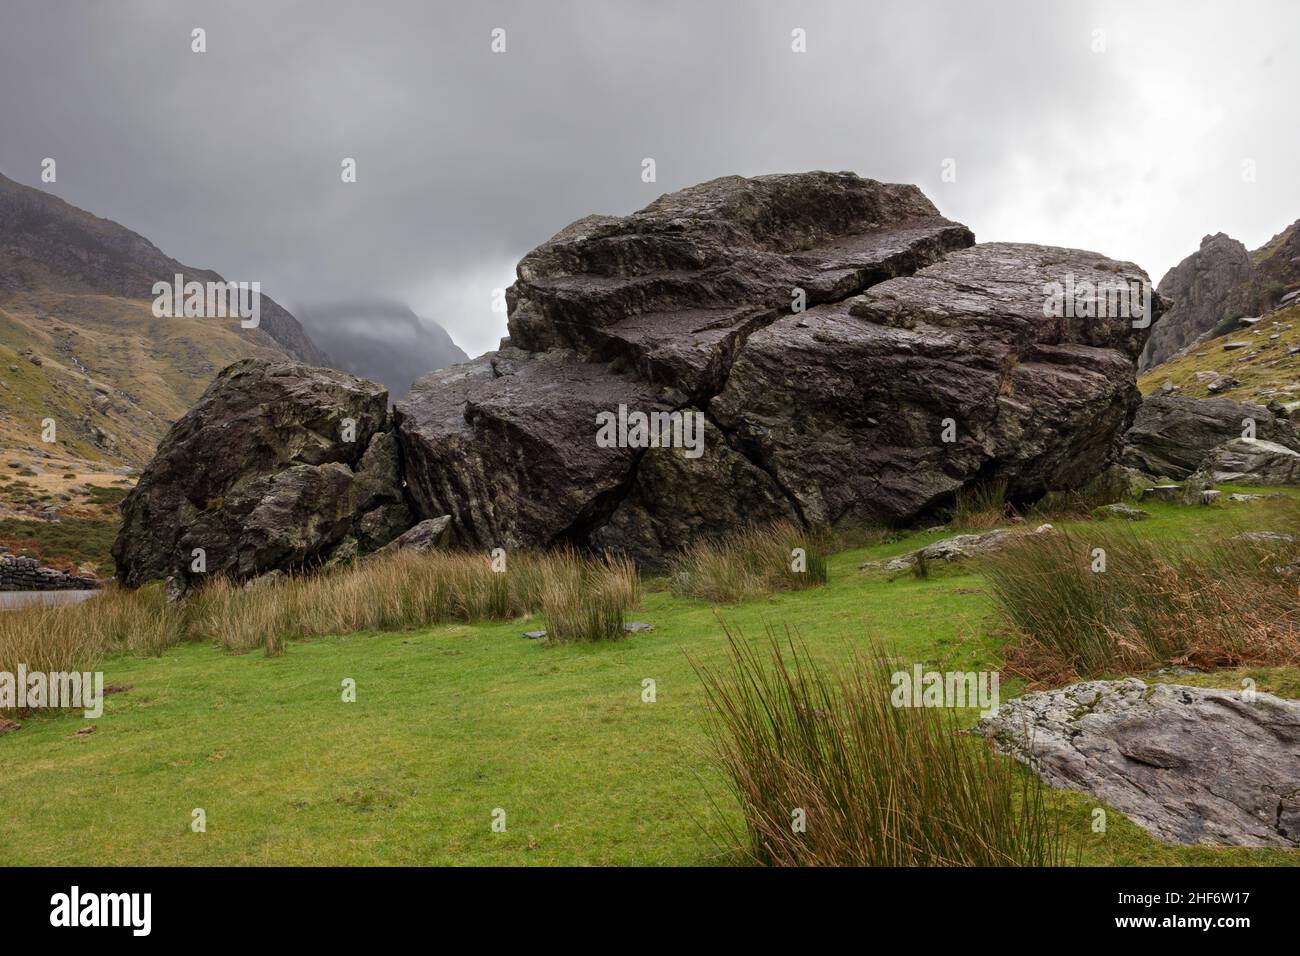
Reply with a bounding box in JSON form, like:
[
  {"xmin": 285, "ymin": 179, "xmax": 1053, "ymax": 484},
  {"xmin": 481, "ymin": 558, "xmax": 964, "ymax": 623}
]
[
  {"xmin": 1140, "ymin": 221, "xmax": 1300, "ymax": 371},
  {"xmin": 394, "ymin": 347, "xmax": 672, "ymax": 551},
  {"xmin": 506, "ymin": 170, "xmax": 974, "ymax": 399},
  {"xmin": 1140, "ymin": 233, "xmax": 1256, "ymax": 370},
  {"xmin": 395, "ymin": 173, "xmax": 1157, "ymax": 564},
  {"xmin": 112, "ymin": 359, "xmax": 411, "ymax": 586},
  {"xmin": 977, "ymin": 678, "xmax": 1300, "ymax": 847}
]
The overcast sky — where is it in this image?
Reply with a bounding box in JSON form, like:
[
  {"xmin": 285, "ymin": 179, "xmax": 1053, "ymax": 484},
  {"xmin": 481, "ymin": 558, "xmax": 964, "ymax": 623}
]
[{"xmin": 2, "ymin": 0, "xmax": 1298, "ymax": 357}]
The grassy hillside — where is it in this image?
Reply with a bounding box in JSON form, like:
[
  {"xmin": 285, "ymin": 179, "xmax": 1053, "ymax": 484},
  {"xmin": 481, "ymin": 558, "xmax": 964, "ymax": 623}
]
[
  {"xmin": 2, "ymin": 491, "xmax": 1296, "ymax": 866},
  {"xmin": 0, "ymin": 291, "xmax": 285, "ymax": 467},
  {"xmin": 1139, "ymin": 302, "xmax": 1300, "ymax": 407},
  {"xmin": 0, "ymin": 291, "xmax": 288, "ymax": 569}
]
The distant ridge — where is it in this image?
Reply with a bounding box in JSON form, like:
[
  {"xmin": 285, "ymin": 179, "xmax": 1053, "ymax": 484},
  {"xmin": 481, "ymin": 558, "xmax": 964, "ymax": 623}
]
[{"xmin": 0, "ymin": 171, "xmax": 329, "ymax": 365}]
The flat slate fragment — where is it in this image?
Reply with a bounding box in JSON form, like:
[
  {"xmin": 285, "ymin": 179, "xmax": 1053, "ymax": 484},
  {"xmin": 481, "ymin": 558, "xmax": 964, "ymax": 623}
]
[{"xmin": 978, "ymin": 679, "xmax": 1300, "ymax": 847}]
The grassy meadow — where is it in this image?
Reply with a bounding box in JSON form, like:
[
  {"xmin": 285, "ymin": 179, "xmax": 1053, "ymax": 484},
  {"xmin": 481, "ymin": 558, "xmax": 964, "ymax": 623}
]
[{"xmin": 1, "ymin": 490, "xmax": 1298, "ymax": 866}]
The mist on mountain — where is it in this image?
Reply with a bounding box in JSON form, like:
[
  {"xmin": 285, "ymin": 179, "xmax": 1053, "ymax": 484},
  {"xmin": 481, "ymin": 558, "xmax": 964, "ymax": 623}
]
[{"xmin": 292, "ymin": 300, "xmax": 468, "ymax": 399}]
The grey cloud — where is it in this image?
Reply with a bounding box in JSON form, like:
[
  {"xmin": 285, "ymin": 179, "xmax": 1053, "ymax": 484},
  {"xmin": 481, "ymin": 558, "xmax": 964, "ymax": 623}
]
[{"xmin": 2, "ymin": 0, "xmax": 1298, "ymax": 361}]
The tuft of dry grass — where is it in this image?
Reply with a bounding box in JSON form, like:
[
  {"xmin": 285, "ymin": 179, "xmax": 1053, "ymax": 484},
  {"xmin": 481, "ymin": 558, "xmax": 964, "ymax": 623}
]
[
  {"xmin": 669, "ymin": 521, "xmax": 829, "ymax": 603},
  {"xmin": 693, "ymin": 625, "xmax": 1068, "ymax": 866},
  {"xmin": 950, "ymin": 479, "xmax": 1015, "ymax": 529},
  {"xmin": 184, "ymin": 549, "xmax": 640, "ymax": 653},
  {"xmin": 0, "ymin": 582, "xmax": 186, "ymax": 693},
  {"xmin": 984, "ymin": 503, "xmax": 1300, "ymax": 685}
]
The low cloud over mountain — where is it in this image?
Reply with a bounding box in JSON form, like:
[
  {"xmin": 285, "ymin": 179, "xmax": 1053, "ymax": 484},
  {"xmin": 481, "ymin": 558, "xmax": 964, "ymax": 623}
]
[{"xmin": 292, "ymin": 300, "xmax": 467, "ymax": 399}]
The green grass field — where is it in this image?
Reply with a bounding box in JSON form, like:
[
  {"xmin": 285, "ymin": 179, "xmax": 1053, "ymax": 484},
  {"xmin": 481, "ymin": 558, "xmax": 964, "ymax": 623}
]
[{"xmin": 2, "ymin": 492, "xmax": 1298, "ymax": 866}]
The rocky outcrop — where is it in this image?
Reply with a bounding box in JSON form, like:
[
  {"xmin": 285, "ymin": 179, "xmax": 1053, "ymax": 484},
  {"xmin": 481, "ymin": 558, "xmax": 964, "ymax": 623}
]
[
  {"xmin": 1120, "ymin": 393, "xmax": 1299, "ymax": 479},
  {"xmin": 112, "ymin": 360, "xmax": 411, "ymax": 587},
  {"xmin": 978, "ymin": 679, "xmax": 1300, "ymax": 848},
  {"xmin": 395, "ymin": 172, "xmax": 1158, "ymax": 565},
  {"xmin": 1140, "ymin": 221, "xmax": 1300, "ymax": 370},
  {"xmin": 1140, "ymin": 234, "xmax": 1256, "ymax": 370}
]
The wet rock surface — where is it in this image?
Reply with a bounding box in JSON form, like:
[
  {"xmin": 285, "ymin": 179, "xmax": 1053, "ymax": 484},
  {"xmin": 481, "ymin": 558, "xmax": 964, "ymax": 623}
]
[
  {"xmin": 710, "ymin": 243, "xmax": 1154, "ymax": 528},
  {"xmin": 1203, "ymin": 437, "xmax": 1300, "ymax": 485}
]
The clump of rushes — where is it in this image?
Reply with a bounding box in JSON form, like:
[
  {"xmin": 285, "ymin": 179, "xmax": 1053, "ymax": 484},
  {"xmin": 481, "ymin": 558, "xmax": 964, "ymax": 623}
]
[
  {"xmin": 670, "ymin": 521, "xmax": 830, "ymax": 603},
  {"xmin": 0, "ymin": 582, "xmax": 186, "ymax": 713},
  {"xmin": 984, "ymin": 499, "xmax": 1300, "ymax": 684},
  {"xmin": 693, "ymin": 625, "xmax": 1068, "ymax": 866},
  {"xmin": 186, "ymin": 548, "xmax": 641, "ymax": 653},
  {"xmin": 541, "ymin": 551, "xmax": 641, "ymax": 644},
  {"xmin": 950, "ymin": 478, "xmax": 1013, "ymax": 529}
]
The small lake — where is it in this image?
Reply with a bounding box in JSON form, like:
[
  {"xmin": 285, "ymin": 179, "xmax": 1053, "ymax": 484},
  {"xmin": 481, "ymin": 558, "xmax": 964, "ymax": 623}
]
[{"xmin": 0, "ymin": 590, "xmax": 99, "ymax": 610}]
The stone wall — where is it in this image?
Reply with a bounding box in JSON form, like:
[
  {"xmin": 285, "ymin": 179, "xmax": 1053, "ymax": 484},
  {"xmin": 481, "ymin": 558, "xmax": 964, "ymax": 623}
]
[{"xmin": 0, "ymin": 555, "xmax": 100, "ymax": 591}]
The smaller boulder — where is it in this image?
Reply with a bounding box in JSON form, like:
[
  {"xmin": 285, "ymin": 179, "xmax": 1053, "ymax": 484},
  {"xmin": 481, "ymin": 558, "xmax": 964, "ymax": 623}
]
[
  {"xmin": 1140, "ymin": 484, "xmax": 1181, "ymax": 502},
  {"xmin": 1204, "ymin": 438, "xmax": 1300, "ymax": 485},
  {"xmin": 864, "ymin": 529, "xmax": 1017, "ymax": 571},
  {"xmin": 374, "ymin": 516, "xmax": 453, "ymax": 557},
  {"xmin": 1093, "ymin": 503, "xmax": 1150, "ymax": 520}
]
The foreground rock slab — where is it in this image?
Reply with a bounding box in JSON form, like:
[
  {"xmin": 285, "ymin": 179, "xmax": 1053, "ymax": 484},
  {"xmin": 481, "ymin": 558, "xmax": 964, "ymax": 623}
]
[{"xmin": 977, "ymin": 678, "xmax": 1300, "ymax": 847}]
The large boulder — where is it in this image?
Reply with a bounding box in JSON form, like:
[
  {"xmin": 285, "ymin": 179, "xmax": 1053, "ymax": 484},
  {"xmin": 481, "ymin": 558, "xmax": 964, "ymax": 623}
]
[
  {"xmin": 128, "ymin": 172, "xmax": 1161, "ymax": 574},
  {"xmin": 397, "ymin": 172, "xmax": 976, "ymax": 558},
  {"xmin": 1120, "ymin": 393, "xmax": 1299, "ymax": 479},
  {"xmin": 394, "ymin": 173, "xmax": 1158, "ymax": 564},
  {"xmin": 112, "ymin": 360, "xmax": 412, "ymax": 587},
  {"xmin": 978, "ymin": 679, "xmax": 1300, "ymax": 847}
]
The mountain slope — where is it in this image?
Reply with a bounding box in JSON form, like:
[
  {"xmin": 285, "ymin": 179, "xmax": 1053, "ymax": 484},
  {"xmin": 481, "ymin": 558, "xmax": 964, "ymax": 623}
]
[
  {"xmin": 0, "ymin": 293, "xmax": 288, "ymax": 466},
  {"xmin": 0, "ymin": 172, "xmax": 332, "ymax": 471},
  {"xmin": 0, "ymin": 172, "xmax": 328, "ymax": 365},
  {"xmin": 1138, "ymin": 301, "xmax": 1300, "ymax": 409}
]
